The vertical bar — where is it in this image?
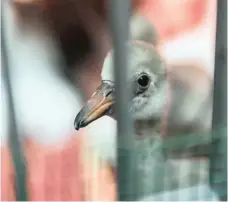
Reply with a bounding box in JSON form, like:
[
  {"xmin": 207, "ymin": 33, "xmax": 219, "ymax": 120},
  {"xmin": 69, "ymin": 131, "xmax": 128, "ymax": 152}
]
[
  {"xmin": 108, "ymin": 0, "xmax": 137, "ymax": 200},
  {"xmin": 1, "ymin": 2, "xmax": 28, "ymax": 201},
  {"xmin": 210, "ymin": 0, "xmax": 227, "ymax": 201}
]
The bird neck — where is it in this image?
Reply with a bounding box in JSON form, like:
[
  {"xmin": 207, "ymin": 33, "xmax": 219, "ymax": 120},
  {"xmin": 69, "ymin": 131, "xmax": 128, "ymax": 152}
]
[{"xmin": 134, "ymin": 118, "xmax": 162, "ymax": 138}]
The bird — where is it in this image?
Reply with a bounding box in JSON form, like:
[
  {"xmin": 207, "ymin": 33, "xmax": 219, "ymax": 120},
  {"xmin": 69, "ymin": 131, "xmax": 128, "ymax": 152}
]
[{"xmin": 74, "ymin": 15, "xmax": 213, "ymax": 200}]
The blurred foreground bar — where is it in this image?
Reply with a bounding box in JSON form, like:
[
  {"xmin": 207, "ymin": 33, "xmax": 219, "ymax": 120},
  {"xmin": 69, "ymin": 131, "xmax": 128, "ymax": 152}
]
[
  {"xmin": 210, "ymin": 0, "xmax": 227, "ymax": 201},
  {"xmin": 1, "ymin": 2, "xmax": 28, "ymax": 201},
  {"xmin": 108, "ymin": 0, "xmax": 138, "ymax": 200}
]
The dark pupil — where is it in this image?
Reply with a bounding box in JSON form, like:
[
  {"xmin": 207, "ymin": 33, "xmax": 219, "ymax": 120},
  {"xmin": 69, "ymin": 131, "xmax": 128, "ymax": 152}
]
[{"xmin": 138, "ymin": 75, "xmax": 149, "ymax": 87}]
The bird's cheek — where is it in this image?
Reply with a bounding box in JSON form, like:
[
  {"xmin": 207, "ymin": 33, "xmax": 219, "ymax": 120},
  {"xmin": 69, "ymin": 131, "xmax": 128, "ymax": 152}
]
[{"xmin": 131, "ymin": 97, "xmax": 147, "ymax": 113}]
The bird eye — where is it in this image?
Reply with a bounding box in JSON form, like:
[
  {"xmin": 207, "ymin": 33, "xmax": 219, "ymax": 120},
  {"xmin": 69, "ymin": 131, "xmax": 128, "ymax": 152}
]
[{"xmin": 137, "ymin": 74, "xmax": 150, "ymax": 89}]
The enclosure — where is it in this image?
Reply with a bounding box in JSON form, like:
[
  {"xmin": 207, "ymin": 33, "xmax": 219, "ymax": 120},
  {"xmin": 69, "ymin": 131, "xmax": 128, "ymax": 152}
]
[{"xmin": 1, "ymin": 0, "xmax": 227, "ymax": 201}]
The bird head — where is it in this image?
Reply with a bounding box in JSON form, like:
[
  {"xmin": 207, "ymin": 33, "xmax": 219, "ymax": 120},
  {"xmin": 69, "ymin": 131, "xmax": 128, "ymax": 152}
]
[{"xmin": 74, "ymin": 41, "xmax": 167, "ymax": 130}]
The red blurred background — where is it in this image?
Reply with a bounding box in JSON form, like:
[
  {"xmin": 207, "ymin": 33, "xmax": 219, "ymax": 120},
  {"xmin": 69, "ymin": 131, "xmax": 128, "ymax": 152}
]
[{"xmin": 1, "ymin": 0, "xmax": 216, "ymax": 200}]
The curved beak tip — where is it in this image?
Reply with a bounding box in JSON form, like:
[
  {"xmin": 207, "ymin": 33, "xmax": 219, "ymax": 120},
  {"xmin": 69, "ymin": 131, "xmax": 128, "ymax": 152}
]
[
  {"xmin": 74, "ymin": 115, "xmax": 80, "ymax": 130},
  {"xmin": 74, "ymin": 120, "xmax": 80, "ymax": 131},
  {"xmin": 74, "ymin": 110, "xmax": 83, "ymax": 130},
  {"xmin": 74, "ymin": 111, "xmax": 86, "ymax": 131}
]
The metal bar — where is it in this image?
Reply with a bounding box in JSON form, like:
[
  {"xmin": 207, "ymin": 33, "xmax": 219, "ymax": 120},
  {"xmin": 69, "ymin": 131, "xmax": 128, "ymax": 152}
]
[
  {"xmin": 108, "ymin": 0, "xmax": 137, "ymax": 200},
  {"xmin": 1, "ymin": 2, "xmax": 28, "ymax": 200},
  {"xmin": 210, "ymin": 0, "xmax": 227, "ymax": 201}
]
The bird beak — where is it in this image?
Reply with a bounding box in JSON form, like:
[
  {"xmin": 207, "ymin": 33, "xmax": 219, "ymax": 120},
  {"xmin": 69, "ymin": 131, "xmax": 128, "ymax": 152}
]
[{"xmin": 74, "ymin": 82, "xmax": 115, "ymax": 130}]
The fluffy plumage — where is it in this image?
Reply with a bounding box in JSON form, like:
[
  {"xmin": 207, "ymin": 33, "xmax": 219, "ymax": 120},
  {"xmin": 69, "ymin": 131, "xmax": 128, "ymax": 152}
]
[{"xmin": 101, "ymin": 39, "xmax": 212, "ymax": 133}]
